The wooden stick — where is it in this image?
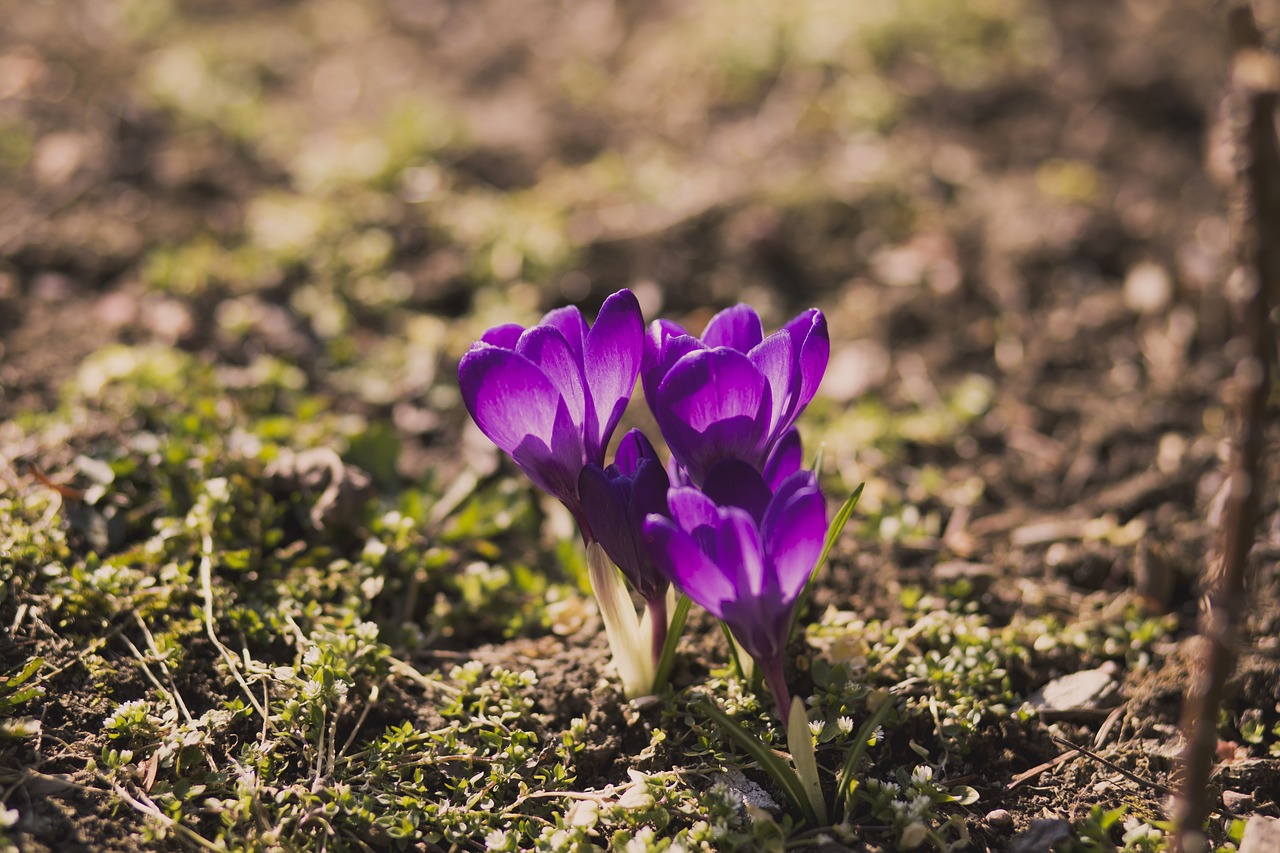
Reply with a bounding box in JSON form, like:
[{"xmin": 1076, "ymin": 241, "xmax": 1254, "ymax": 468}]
[{"xmin": 1174, "ymin": 6, "xmax": 1279, "ymax": 851}]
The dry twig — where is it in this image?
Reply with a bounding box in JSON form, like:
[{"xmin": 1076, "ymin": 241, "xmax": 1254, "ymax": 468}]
[{"xmin": 1173, "ymin": 5, "xmax": 1279, "ymax": 851}]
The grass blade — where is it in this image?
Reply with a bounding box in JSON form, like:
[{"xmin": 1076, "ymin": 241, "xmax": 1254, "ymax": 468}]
[
  {"xmin": 720, "ymin": 621, "xmax": 748, "ymax": 682},
  {"xmin": 652, "ymin": 593, "xmax": 691, "ymax": 693},
  {"xmin": 786, "ymin": 696, "xmax": 829, "ymax": 824},
  {"xmin": 696, "ymin": 697, "xmax": 818, "ymax": 826},
  {"xmin": 834, "ymin": 694, "xmax": 894, "ymax": 818},
  {"xmin": 788, "ymin": 483, "xmax": 864, "ymax": 642}
]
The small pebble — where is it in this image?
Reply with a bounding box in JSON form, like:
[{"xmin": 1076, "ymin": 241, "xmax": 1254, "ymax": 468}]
[
  {"xmin": 1223, "ymin": 790, "xmax": 1254, "ymax": 812},
  {"xmin": 1240, "ymin": 816, "xmax": 1280, "ymax": 853},
  {"xmin": 986, "ymin": 808, "xmax": 1013, "ymax": 827}
]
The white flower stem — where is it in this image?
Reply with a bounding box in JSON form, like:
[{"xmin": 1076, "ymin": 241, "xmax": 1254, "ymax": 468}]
[{"xmin": 586, "ymin": 543, "xmax": 655, "ymax": 699}]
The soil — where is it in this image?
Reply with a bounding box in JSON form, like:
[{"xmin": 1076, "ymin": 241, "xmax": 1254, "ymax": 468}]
[{"xmin": 2, "ymin": 0, "xmax": 1279, "ymax": 851}]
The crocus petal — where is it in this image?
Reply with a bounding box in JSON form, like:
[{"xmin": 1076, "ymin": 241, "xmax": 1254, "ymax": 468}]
[
  {"xmin": 762, "ymin": 427, "xmax": 803, "ymax": 490},
  {"xmin": 516, "ymin": 325, "xmax": 588, "ymax": 428},
  {"xmin": 480, "ymin": 323, "xmax": 524, "ymax": 349},
  {"xmin": 761, "ymin": 470, "xmax": 827, "ymax": 602},
  {"xmin": 629, "ymin": 456, "xmax": 670, "ymax": 523},
  {"xmin": 540, "ymin": 305, "xmax": 589, "ymax": 359},
  {"xmin": 641, "ymin": 321, "xmax": 703, "ymax": 415},
  {"xmin": 583, "ymin": 289, "xmax": 644, "ymax": 457},
  {"xmin": 643, "ymin": 515, "xmax": 735, "ymax": 619},
  {"xmin": 510, "ymin": 399, "xmax": 588, "ymax": 508},
  {"xmin": 714, "ymin": 507, "xmax": 767, "ymax": 598},
  {"xmin": 458, "ymin": 345, "xmax": 563, "ymax": 456},
  {"xmin": 720, "ymin": 596, "xmax": 787, "ymax": 666},
  {"xmin": 783, "ymin": 309, "xmax": 829, "ymax": 412},
  {"xmin": 749, "ymin": 331, "xmax": 797, "ymax": 437},
  {"xmin": 654, "ymin": 348, "xmax": 772, "ymax": 483},
  {"xmin": 666, "ymin": 485, "xmax": 720, "ymax": 533},
  {"xmin": 702, "ymin": 459, "xmax": 772, "ymax": 525},
  {"xmin": 614, "ymin": 429, "xmax": 658, "ymax": 476},
  {"xmin": 701, "ymin": 303, "xmax": 764, "ymax": 352},
  {"xmin": 578, "ymin": 464, "xmax": 642, "ymax": 584}
]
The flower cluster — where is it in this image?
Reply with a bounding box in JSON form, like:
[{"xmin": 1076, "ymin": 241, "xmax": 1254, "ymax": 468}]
[{"xmin": 459, "ymin": 290, "xmax": 830, "ymax": 719}]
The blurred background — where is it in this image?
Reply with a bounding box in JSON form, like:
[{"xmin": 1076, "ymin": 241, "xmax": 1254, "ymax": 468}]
[{"xmin": 0, "ymin": 0, "xmax": 1250, "ymax": 555}]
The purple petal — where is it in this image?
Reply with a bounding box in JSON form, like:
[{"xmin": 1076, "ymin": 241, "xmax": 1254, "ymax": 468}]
[
  {"xmin": 653, "ymin": 348, "xmax": 772, "ymax": 484},
  {"xmin": 762, "ymin": 427, "xmax": 803, "ymax": 490},
  {"xmin": 629, "ymin": 456, "xmax": 670, "ymax": 523},
  {"xmin": 458, "ymin": 345, "xmax": 563, "ymax": 456},
  {"xmin": 540, "ymin": 305, "xmax": 589, "ymax": 359},
  {"xmin": 614, "ymin": 428, "xmax": 659, "ymax": 476},
  {"xmin": 583, "ymin": 289, "xmax": 644, "ymax": 459},
  {"xmin": 749, "ymin": 331, "xmax": 797, "ymax": 437},
  {"xmin": 783, "ymin": 309, "xmax": 829, "ymax": 412},
  {"xmin": 713, "ymin": 507, "xmax": 767, "ymax": 598},
  {"xmin": 516, "ymin": 325, "xmax": 588, "ymax": 428},
  {"xmin": 701, "ymin": 303, "xmax": 763, "ymax": 352},
  {"xmin": 720, "ymin": 596, "xmax": 788, "ymax": 666},
  {"xmin": 702, "ymin": 459, "xmax": 772, "ymax": 525},
  {"xmin": 643, "ymin": 515, "xmax": 735, "ymax": 619},
  {"xmin": 666, "ymin": 486, "xmax": 720, "ymax": 533},
  {"xmin": 641, "ymin": 320, "xmax": 703, "ymax": 415},
  {"xmin": 579, "ymin": 464, "xmax": 642, "ymax": 583},
  {"xmin": 666, "ymin": 457, "xmax": 691, "ymax": 488},
  {"xmin": 480, "ymin": 323, "xmax": 524, "ymax": 349},
  {"xmin": 761, "ymin": 470, "xmax": 827, "ymax": 603},
  {"xmin": 510, "ymin": 398, "xmax": 589, "ymax": 508}
]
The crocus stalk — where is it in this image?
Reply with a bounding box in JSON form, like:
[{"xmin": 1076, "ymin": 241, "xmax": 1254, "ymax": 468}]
[
  {"xmin": 643, "ymin": 304, "xmax": 828, "ymax": 487},
  {"xmin": 643, "ymin": 461, "xmax": 828, "ymax": 725},
  {"xmin": 578, "ymin": 430, "xmax": 672, "ymax": 665},
  {"xmin": 458, "ymin": 289, "xmax": 644, "ymax": 530},
  {"xmin": 587, "ymin": 543, "xmax": 654, "ymax": 700}
]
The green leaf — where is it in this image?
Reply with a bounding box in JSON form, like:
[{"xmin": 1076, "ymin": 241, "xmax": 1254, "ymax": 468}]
[
  {"xmin": 721, "ymin": 622, "xmax": 747, "ymax": 682},
  {"xmin": 835, "ymin": 693, "xmax": 894, "ymax": 818},
  {"xmin": 6, "ymin": 657, "xmax": 43, "ymax": 687},
  {"xmin": 653, "ymin": 594, "xmax": 691, "ymax": 693},
  {"xmin": 695, "ymin": 697, "xmax": 818, "ymax": 826},
  {"xmin": 789, "ymin": 484, "xmax": 863, "ymax": 643},
  {"xmin": 786, "ymin": 697, "xmax": 829, "ymax": 824}
]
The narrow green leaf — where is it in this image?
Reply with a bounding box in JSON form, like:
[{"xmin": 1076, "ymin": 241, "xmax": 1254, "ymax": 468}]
[
  {"xmin": 652, "ymin": 594, "xmax": 691, "ymax": 693},
  {"xmin": 788, "ymin": 484, "xmax": 863, "ymax": 643},
  {"xmin": 720, "ymin": 621, "xmax": 747, "ymax": 682},
  {"xmin": 835, "ymin": 694, "xmax": 894, "ymax": 818},
  {"xmin": 787, "ymin": 697, "xmax": 829, "ymax": 824},
  {"xmin": 8, "ymin": 657, "xmax": 43, "ymax": 687},
  {"xmin": 696, "ymin": 698, "xmax": 818, "ymax": 826}
]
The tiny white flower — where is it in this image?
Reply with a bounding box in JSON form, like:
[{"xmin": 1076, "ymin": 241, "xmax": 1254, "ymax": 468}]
[
  {"xmin": 909, "ymin": 794, "xmax": 933, "ymax": 820},
  {"xmin": 837, "ymin": 716, "xmax": 854, "ymax": 735}
]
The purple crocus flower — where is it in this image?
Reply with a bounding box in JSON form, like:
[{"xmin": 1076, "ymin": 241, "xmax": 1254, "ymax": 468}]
[
  {"xmin": 458, "ymin": 289, "xmax": 643, "ymax": 530},
  {"xmin": 578, "ymin": 429, "xmax": 672, "ymax": 659},
  {"xmin": 642, "ymin": 304, "xmax": 828, "ymax": 487},
  {"xmin": 643, "ymin": 461, "xmax": 828, "ymax": 723}
]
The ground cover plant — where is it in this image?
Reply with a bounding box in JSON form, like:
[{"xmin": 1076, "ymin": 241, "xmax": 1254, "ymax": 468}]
[{"xmin": 2, "ymin": 0, "xmax": 1279, "ymax": 851}]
